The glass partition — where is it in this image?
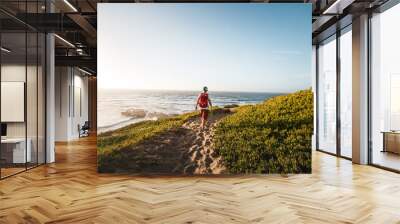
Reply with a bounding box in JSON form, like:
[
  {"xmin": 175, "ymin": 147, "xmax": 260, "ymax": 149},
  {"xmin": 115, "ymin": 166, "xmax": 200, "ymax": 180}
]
[
  {"xmin": 317, "ymin": 35, "xmax": 337, "ymax": 154},
  {"xmin": 0, "ymin": 3, "xmax": 46, "ymax": 179},
  {"xmin": 371, "ymin": 3, "xmax": 400, "ymax": 171},
  {"xmin": 339, "ymin": 27, "xmax": 352, "ymax": 158},
  {"xmin": 27, "ymin": 31, "xmax": 38, "ymax": 169},
  {"xmin": 1, "ymin": 32, "xmax": 28, "ymax": 177}
]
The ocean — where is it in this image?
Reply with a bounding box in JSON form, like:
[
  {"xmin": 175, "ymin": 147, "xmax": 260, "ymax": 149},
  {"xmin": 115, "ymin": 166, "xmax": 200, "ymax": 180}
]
[{"xmin": 98, "ymin": 89, "xmax": 281, "ymax": 133}]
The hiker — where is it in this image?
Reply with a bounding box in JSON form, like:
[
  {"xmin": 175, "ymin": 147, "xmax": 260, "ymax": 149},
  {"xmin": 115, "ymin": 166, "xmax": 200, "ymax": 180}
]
[{"xmin": 195, "ymin": 86, "xmax": 213, "ymax": 129}]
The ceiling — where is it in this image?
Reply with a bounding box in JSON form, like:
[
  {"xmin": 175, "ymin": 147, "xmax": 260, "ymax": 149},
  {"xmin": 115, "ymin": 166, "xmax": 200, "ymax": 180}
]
[{"xmin": 0, "ymin": 0, "xmax": 390, "ymax": 75}]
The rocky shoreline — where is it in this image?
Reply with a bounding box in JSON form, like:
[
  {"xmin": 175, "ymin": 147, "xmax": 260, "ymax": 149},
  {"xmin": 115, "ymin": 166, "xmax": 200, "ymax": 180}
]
[{"xmin": 121, "ymin": 108, "xmax": 178, "ymax": 120}]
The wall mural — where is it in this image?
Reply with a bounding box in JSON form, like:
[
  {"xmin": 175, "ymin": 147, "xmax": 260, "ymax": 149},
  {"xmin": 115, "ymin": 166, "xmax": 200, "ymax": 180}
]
[{"xmin": 97, "ymin": 3, "xmax": 313, "ymax": 175}]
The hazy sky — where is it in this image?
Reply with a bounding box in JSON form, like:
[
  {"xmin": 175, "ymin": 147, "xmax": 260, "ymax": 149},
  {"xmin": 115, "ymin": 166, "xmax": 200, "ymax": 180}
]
[{"xmin": 98, "ymin": 4, "xmax": 311, "ymax": 93}]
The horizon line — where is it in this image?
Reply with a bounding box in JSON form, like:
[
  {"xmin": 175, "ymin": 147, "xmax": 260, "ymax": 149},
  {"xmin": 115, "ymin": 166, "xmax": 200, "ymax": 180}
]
[{"xmin": 97, "ymin": 87, "xmax": 292, "ymax": 94}]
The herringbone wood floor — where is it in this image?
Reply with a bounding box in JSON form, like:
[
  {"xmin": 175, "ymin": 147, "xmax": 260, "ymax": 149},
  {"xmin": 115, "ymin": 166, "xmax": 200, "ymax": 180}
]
[{"xmin": 1, "ymin": 137, "xmax": 400, "ymax": 224}]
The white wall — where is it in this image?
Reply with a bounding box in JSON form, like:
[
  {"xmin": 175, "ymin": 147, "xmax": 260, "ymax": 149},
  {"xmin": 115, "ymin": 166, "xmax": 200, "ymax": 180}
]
[
  {"xmin": 55, "ymin": 67, "xmax": 89, "ymax": 141},
  {"xmin": 72, "ymin": 73, "xmax": 89, "ymax": 138},
  {"xmin": 1, "ymin": 65, "xmax": 40, "ymax": 138},
  {"xmin": 1, "ymin": 65, "xmax": 26, "ymax": 139},
  {"xmin": 55, "ymin": 66, "xmax": 70, "ymax": 141}
]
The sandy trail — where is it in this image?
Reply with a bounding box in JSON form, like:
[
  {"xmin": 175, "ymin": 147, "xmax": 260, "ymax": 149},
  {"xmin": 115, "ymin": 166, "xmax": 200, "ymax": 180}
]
[
  {"xmin": 181, "ymin": 112, "xmax": 227, "ymax": 174},
  {"xmin": 119, "ymin": 110, "xmax": 228, "ymax": 174}
]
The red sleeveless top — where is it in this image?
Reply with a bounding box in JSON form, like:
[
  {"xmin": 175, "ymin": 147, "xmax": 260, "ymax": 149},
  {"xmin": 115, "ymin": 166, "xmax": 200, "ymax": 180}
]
[{"xmin": 198, "ymin": 93, "xmax": 209, "ymax": 108}]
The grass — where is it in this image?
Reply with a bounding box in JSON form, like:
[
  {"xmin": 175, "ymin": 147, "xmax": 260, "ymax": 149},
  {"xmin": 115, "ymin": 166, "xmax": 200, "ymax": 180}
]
[
  {"xmin": 97, "ymin": 111, "xmax": 199, "ymax": 156},
  {"xmin": 213, "ymin": 89, "xmax": 313, "ymax": 174},
  {"xmin": 97, "ymin": 111, "xmax": 200, "ymax": 172},
  {"xmin": 97, "ymin": 90, "xmax": 313, "ymax": 174},
  {"xmin": 97, "ymin": 108, "xmax": 229, "ymax": 172}
]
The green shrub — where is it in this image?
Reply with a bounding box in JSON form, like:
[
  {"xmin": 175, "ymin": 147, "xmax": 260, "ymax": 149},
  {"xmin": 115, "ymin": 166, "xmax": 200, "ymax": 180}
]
[
  {"xmin": 97, "ymin": 108, "xmax": 227, "ymax": 172},
  {"xmin": 99, "ymin": 112, "xmax": 198, "ymax": 150},
  {"xmin": 214, "ymin": 89, "xmax": 313, "ymax": 174}
]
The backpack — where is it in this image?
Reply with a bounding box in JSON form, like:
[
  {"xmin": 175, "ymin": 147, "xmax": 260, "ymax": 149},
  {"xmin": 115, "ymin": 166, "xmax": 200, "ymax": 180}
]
[{"xmin": 198, "ymin": 93, "xmax": 209, "ymax": 108}]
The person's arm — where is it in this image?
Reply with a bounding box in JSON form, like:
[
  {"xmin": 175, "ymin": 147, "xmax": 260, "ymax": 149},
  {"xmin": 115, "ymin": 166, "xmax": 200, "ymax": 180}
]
[
  {"xmin": 208, "ymin": 97, "xmax": 212, "ymax": 109},
  {"xmin": 195, "ymin": 94, "xmax": 200, "ymax": 110}
]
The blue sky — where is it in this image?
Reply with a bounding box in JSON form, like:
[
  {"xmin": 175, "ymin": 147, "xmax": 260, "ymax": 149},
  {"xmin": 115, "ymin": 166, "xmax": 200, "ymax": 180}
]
[{"xmin": 98, "ymin": 4, "xmax": 311, "ymax": 93}]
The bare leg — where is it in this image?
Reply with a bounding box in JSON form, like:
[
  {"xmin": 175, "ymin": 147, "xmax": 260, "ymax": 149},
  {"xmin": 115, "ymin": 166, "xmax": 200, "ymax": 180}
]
[{"xmin": 200, "ymin": 110, "xmax": 204, "ymax": 129}]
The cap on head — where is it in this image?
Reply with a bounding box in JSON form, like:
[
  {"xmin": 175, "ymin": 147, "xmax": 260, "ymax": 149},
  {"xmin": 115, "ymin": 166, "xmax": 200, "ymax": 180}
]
[{"xmin": 203, "ymin": 86, "xmax": 208, "ymax": 92}]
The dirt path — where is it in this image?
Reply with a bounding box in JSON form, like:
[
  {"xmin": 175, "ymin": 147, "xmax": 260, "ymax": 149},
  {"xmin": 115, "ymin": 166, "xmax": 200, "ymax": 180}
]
[
  {"xmin": 118, "ymin": 110, "xmax": 229, "ymax": 174},
  {"xmin": 181, "ymin": 112, "xmax": 227, "ymax": 174}
]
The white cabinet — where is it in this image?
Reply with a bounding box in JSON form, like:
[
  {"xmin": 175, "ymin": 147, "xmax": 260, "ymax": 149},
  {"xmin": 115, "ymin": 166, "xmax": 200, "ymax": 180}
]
[{"xmin": 1, "ymin": 138, "xmax": 32, "ymax": 163}]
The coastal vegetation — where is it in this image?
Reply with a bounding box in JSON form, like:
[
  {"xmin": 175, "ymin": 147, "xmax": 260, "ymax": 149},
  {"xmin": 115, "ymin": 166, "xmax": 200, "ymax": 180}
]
[
  {"xmin": 97, "ymin": 108, "xmax": 229, "ymax": 172},
  {"xmin": 97, "ymin": 89, "xmax": 313, "ymax": 174},
  {"xmin": 97, "ymin": 112, "xmax": 197, "ymax": 166},
  {"xmin": 214, "ymin": 89, "xmax": 313, "ymax": 174}
]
